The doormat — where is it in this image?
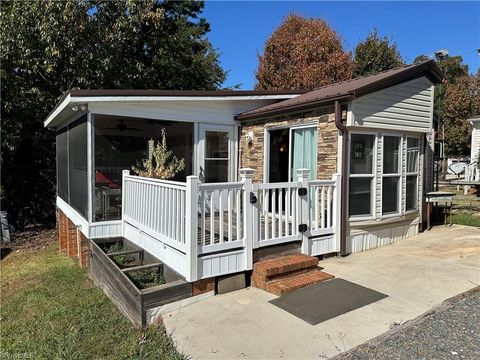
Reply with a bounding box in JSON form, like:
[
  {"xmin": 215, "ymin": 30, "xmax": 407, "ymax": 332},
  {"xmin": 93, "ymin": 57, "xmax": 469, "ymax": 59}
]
[{"xmin": 270, "ymin": 278, "xmax": 388, "ymax": 325}]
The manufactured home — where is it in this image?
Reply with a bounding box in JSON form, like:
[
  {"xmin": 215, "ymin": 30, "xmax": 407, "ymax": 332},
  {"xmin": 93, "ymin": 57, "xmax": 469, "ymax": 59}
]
[{"xmin": 46, "ymin": 60, "xmax": 443, "ymax": 325}]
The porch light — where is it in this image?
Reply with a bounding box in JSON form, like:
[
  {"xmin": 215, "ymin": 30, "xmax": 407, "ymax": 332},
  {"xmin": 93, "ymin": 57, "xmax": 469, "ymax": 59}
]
[{"xmin": 245, "ymin": 131, "xmax": 254, "ymax": 144}]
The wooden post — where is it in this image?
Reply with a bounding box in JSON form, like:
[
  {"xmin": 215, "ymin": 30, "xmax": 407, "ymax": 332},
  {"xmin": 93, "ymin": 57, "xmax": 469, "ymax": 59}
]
[
  {"xmin": 333, "ymin": 173, "xmax": 342, "ymax": 253},
  {"xmin": 297, "ymin": 168, "xmax": 310, "ymax": 255},
  {"xmin": 185, "ymin": 175, "xmax": 199, "ymax": 282},
  {"xmin": 239, "ymin": 168, "xmax": 254, "ymax": 271}
]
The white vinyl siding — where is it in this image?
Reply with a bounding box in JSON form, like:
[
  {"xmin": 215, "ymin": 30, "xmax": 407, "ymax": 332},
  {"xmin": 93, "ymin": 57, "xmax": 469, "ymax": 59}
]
[{"xmin": 350, "ymin": 76, "xmax": 434, "ymax": 133}]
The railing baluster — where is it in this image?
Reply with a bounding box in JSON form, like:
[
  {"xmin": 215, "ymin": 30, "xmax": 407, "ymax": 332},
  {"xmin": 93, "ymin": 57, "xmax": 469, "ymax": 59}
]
[
  {"xmin": 271, "ymin": 189, "xmax": 276, "ymax": 239},
  {"xmin": 264, "ymin": 189, "xmax": 268, "ymax": 241},
  {"xmin": 321, "ymin": 187, "xmax": 326, "ymax": 229},
  {"xmin": 327, "ymin": 186, "xmax": 332, "ymax": 228},
  {"xmin": 236, "ymin": 189, "xmax": 241, "ymax": 241},
  {"xmin": 201, "ymin": 190, "xmax": 206, "ymax": 246},
  {"xmin": 285, "ymin": 188, "xmax": 290, "ymax": 236},
  {"xmin": 219, "ymin": 190, "xmax": 224, "ymax": 243},
  {"xmin": 278, "ymin": 189, "xmax": 282, "ymax": 237},
  {"xmin": 210, "ymin": 191, "xmax": 215, "ymax": 244},
  {"xmin": 228, "ymin": 189, "xmax": 232, "ymax": 242}
]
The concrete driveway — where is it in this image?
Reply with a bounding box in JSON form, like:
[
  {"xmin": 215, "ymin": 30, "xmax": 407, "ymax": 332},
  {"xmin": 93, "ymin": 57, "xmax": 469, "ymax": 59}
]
[{"xmin": 163, "ymin": 225, "xmax": 480, "ymax": 359}]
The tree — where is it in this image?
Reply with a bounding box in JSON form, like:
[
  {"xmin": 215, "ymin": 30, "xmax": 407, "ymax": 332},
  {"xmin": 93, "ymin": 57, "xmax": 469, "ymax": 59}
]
[
  {"xmin": 255, "ymin": 14, "xmax": 354, "ymax": 90},
  {"xmin": 0, "ymin": 0, "xmax": 226, "ymax": 228},
  {"xmin": 413, "ymin": 54, "xmax": 430, "ymax": 63},
  {"xmin": 353, "ymin": 29, "xmax": 403, "ymax": 77},
  {"xmin": 442, "ymin": 73, "xmax": 480, "ymax": 156}
]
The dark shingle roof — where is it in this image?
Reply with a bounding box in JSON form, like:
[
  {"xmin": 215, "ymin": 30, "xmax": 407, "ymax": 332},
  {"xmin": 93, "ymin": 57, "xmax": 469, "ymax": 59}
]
[
  {"xmin": 67, "ymin": 89, "xmax": 308, "ymax": 97},
  {"xmin": 236, "ymin": 60, "xmax": 443, "ymax": 121}
]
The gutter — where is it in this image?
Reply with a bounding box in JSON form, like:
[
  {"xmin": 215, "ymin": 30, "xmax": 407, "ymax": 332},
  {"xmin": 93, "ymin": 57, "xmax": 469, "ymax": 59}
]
[{"xmin": 334, "ymin": 100, "xmax": 349, "ymax": 256}]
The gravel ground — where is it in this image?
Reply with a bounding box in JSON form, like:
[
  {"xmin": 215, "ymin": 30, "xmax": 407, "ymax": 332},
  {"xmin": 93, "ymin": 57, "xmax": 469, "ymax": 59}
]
[{"xmin": 335, "ymin": 287, "xmax": 480, "ymax": 360}]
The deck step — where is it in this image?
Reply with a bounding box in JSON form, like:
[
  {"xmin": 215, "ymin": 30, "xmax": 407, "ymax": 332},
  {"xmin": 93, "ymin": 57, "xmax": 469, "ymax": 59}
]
[
  {"xmin": 267, "ymin": 269, "xmax": 334, "ymax": 296},
  {"xmin": 251, "ymin": 254, "xmax": 334, "ymax": 296},
  {"xmin": 253, "ymin": 254, "xmax": 319, "ymax": 278}
]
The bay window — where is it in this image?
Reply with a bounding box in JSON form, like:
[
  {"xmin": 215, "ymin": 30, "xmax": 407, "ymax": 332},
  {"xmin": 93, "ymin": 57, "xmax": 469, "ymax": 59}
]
[
  {"xmin": 406, "ymin": 137, "xmax": 420, "ymax": 211},
  {"xmin": 382, "ymin": 136, "xmax": 401, "ymax": 215},
  {"xmin": 349, "ymin": 134, "xmax": 375, "ymax": 217}
]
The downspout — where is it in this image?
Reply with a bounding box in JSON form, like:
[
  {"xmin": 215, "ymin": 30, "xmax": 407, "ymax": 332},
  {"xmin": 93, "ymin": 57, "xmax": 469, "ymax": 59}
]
[{"xmin": 334, "ymin": 100, "xmax": 349, "ymax": 256}]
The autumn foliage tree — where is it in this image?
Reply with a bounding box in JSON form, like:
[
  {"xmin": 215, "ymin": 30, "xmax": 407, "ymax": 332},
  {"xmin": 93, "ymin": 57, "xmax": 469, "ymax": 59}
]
[
  {"xmin": 255, "ymin": 14, "xmax": 354, "ymax": 90},
  {"xmin": 442, "ymin": 72, "xmax": 480, "ymax": 156}
]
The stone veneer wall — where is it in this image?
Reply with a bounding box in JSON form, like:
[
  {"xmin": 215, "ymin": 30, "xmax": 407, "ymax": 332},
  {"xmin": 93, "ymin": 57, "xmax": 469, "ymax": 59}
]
[{"xmin": 240, "ymin": 107, "xmax": 338, "ymax": 182}]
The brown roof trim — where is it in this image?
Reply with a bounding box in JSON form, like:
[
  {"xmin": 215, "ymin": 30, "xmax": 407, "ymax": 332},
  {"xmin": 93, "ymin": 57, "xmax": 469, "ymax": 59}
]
[
  {"xmin": 236, "ymin": 94, "xmax": 353, "ymax": 121},
  {"xmin": 236, "ymin": 60, "xmax": 443, "ymax": 121},
  {"xmin": 68, "ymin": 88, "xmax": 308, "ymax": 97}
]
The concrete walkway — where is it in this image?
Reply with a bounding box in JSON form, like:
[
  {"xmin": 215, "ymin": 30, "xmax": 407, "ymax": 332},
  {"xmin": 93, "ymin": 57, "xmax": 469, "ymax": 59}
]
[{"xmin": 163, "ymin": 225, "xmax": 480, "ymax": 359}]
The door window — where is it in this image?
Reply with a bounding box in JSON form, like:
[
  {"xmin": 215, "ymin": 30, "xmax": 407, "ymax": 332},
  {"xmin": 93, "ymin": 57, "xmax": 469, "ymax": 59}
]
[
  {"xmin": 291, "ymin": 127, "xmax": 317, "ymax": 180},
  {"xmin": 204, "ymin": 130, "xmax": 229, "ymax": 183}
]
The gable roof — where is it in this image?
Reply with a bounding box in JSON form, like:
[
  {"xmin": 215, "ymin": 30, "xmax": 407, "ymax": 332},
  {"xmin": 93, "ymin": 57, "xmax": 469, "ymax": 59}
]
[{"xmin": 236, "ymin": 60, "xmax": 443, "ymax": 121}]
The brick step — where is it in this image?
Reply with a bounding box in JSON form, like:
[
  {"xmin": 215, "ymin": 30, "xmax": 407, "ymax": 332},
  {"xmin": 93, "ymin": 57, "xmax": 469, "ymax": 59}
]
[
  {"xmin": 253, "ymin": 254, "xmax": 319, "ymax": 278},
  {"xmin": 266, "ymin": 269, "xmax": 334, "ymax": 296}
]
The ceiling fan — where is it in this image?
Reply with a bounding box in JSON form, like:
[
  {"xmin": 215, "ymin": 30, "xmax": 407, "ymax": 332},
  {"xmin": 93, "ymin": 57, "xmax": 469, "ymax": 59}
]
[{"xmin": 105, "ymin": 119, "xmax": 141, "ymax": 132}]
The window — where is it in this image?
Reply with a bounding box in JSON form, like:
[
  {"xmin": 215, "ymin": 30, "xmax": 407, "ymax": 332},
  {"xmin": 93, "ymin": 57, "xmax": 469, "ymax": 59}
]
[
  {"xmin": 382, "ymin": 136, "xmax": 401, "ymax": 215},
  {"xmin": 204, "ymin": 131, "xmax": 229, "ymax": 183},
  {"xmin": 406, "ymin": 137, "xmax": 420, "ymax": 211},
  {"xmin": 55, "ymin": 115, "xmax": 88, "ymax": 219},
  {"xmin": 349, "ymin": 134, "xmax": 375, "ymax": 217}
]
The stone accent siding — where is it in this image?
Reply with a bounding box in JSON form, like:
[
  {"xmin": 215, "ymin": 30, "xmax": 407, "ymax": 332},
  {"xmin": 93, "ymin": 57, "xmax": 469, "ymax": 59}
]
[{"xmin": 240, "ymin": 108, "xmax": 338, "ymax": 182}]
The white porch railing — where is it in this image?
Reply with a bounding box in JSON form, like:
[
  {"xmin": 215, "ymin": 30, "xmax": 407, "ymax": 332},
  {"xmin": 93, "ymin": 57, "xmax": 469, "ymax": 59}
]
[
  {"xmin": 465, "ymin": 163, "xmax": 479, "ymax": 182},
  {"xmin": 123, "ymin": 172, "xmax": 187, "ymax": 253},
  {"xmin": 121, "ymin": 168, "xmax": 340, "ymax": 282}
]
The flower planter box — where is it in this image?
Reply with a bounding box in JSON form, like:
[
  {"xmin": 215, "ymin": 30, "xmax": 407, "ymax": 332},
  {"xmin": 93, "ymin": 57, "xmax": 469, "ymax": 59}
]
[{"xmin": 89, "ymin": 237, "xmax": 192, "ymax": 327}]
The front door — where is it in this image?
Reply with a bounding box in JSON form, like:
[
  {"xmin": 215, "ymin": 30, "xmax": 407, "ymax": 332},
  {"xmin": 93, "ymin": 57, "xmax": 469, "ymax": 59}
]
[{"xmin": 198, "ymin": 125, "xmax": 234, "ymax": 183}]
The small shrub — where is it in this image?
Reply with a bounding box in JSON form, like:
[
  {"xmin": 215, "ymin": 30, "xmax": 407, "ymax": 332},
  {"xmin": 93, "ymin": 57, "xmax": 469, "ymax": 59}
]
[
  {"xmin": 127, "ymin": 267, "xmax": 165, "ymax": 290},
  {"xmin": 104, "ymin": 242, "xmax": 135, "ymax": 267},
  {"xmin": 132, "ymin": 128, "xmax": 185, "ymax": 180}
]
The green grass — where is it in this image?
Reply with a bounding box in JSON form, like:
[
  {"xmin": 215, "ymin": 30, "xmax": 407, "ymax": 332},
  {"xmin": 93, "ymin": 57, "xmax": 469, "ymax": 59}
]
[
  {"xmin": 0, "ymin": 245, "xmax": 185, "ymax": 360},
  {"xmin": 451, "ymin": 211, "xmax": 480, "ymax": 227}
]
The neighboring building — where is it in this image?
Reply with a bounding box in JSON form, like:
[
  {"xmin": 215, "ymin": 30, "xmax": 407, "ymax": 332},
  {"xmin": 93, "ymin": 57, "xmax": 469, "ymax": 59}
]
[
  {"xmin": 44, "ymin": 60, "xmax": 443, "ymax": 324},
  {"xmin": 466, "ymin": 116, "xmax": 480, "ymax": 181}
]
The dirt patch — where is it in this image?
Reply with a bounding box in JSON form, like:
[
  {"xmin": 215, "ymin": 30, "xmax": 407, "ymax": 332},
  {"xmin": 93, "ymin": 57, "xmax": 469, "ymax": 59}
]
[{"xmin": 1, "ymin": 226, "xmax": 56, "ymax": 257}]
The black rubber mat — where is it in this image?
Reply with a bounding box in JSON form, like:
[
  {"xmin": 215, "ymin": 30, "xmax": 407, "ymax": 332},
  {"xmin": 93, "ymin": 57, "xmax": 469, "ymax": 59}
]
[{"xmin": 270, "ymin": 278, "xmax": 388, "ymax": 325}]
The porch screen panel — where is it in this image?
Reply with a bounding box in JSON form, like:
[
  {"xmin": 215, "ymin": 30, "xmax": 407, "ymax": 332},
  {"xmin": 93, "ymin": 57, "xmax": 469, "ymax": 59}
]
[
  {"xmin": 56, "ymin": 126, "xmax": 69, "ymax": 202},
  {"xmin": 94, "ymin": 115, "xmax": 193, "ymax": 222},
  {"xmin": 68, "ymin": 116, "xmax": 88, "ymax": 218},
  {"xmin": 291, "ymin": 127, "xmax": 317, "ymax": 180}
]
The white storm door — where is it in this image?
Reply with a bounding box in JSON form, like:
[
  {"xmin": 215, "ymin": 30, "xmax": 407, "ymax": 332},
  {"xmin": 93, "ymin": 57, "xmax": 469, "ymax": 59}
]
[{"xmin": 198, "ymin": 125, "xmax": 234, "ymax": 183}]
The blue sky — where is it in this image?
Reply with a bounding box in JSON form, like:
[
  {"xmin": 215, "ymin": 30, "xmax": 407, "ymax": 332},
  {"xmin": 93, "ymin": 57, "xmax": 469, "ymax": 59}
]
[{"xmin": 202, "ymin": 1, "xmax": 480, "ymax": 89}]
